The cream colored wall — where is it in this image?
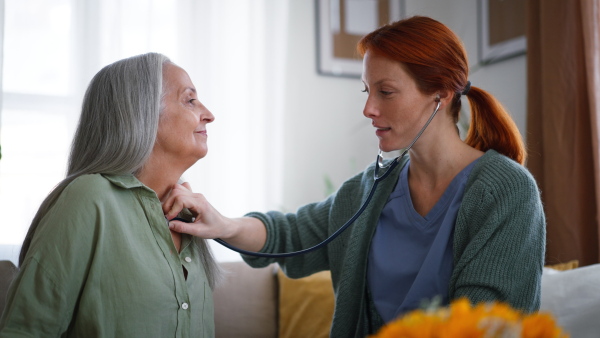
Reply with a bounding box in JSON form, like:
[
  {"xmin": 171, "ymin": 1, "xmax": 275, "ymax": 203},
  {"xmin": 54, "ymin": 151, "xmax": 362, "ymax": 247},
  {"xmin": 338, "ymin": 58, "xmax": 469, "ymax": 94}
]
[{"xmin": 278, "ymin": 0, "xmax": 527, "ymax": 212}]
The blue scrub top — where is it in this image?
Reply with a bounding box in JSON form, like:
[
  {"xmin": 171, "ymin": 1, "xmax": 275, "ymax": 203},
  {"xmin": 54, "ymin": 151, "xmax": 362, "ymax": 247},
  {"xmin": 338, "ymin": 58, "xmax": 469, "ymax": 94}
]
[{"xmin": 367, "ymin": 158, "xmax": 479, "ymax": 322}]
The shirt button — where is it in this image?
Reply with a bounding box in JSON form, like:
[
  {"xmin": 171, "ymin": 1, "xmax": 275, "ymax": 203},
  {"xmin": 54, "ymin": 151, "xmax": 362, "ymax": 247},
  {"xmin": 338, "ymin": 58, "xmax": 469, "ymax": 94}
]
[
  {"xmin": 181, "ymin": 302, "xmax": 189, "ymax": 310},
  {"xmin": 185, "ymin": 257, "xmax": 192, "ymax": 263}
]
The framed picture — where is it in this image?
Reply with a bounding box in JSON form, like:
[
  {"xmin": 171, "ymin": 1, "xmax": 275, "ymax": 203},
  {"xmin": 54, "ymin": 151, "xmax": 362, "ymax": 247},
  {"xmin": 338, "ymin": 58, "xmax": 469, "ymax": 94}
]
[
  {"xmin": 479, "ymin": 0, "xmax": 526, "ymax": 65},
  {"xmin": 316, "ymin": 0, "xmax": 404, "ymax": 78}
]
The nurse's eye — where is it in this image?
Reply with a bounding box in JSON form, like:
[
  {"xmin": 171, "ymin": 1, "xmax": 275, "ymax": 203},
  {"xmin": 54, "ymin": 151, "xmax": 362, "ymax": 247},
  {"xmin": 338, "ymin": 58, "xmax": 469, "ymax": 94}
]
[
  {"xmin": 380, "ymin": 91, "xmax": 392, "ymax": 96},
  {"xmin": 361, "ymin": 87, "xmax": 368, "ymax": 93}
]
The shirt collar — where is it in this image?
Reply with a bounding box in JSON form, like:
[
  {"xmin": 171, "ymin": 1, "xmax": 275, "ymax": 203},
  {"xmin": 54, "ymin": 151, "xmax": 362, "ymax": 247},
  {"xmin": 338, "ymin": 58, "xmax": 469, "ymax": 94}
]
[{"xmin": 102, "ymin": 173, "xmax": 148, "ymax": 190}]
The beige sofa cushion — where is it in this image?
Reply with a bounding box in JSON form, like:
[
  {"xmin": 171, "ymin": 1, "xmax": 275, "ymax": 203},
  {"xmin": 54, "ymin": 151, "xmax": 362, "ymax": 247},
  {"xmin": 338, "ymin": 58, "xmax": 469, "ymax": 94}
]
[{"xmin": 213, "ymin": 261, "xmax": 278, "ymax": 338}]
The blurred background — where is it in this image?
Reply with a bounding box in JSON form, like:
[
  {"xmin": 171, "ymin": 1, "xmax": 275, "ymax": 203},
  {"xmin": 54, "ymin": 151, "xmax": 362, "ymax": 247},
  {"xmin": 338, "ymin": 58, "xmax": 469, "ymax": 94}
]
[{"xmin": 0, "ymin": 0, "xmax": 527, "ymax": 263}]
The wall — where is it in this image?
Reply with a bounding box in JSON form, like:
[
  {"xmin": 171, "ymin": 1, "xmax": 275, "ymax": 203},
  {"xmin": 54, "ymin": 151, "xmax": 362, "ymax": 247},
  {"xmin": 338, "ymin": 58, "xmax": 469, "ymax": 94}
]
[
  {"xmin": 0, "ymin": 0, "xmax": 527, "ymax": 264},
  {"xmin": 278, "ymin": 0, "xmax": 527, "ymax": 212}
]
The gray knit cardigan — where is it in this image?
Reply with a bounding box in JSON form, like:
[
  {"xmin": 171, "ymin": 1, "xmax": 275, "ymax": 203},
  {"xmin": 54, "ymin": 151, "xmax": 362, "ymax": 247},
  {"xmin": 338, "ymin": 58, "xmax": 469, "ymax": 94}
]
[{"xmin": 244, "ymin": 150, "xmax": 546, "ymax": 337}]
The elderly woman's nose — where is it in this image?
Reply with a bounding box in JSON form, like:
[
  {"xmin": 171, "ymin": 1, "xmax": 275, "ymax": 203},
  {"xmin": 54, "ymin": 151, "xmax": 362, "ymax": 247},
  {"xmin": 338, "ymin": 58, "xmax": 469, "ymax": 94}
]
[{"xmin": 202, "ymin": 109, "xmax": 215, "ymax": 123}]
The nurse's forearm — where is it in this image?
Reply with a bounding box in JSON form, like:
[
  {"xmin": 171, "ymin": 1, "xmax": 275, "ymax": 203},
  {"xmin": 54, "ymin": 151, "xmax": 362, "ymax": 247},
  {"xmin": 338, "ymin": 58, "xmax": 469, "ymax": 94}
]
[{"xmin": 222, "ymin": 216, "xmax": 267, "ymax": 252}]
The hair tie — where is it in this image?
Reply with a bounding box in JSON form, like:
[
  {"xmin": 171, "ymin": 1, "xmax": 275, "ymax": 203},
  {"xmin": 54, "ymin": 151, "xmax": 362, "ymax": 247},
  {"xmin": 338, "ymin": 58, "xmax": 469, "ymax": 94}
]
[{"xmin": 461, "ymin": 81, "xmax": 471, "ymax": 96}]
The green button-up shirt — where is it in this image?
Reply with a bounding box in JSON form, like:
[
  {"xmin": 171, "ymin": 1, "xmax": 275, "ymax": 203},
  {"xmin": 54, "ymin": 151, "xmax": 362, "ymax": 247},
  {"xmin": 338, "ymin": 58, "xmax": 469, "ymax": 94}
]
[{"xmin": 0, "ymin": 174, "xmax": 214, "ymax": 337}]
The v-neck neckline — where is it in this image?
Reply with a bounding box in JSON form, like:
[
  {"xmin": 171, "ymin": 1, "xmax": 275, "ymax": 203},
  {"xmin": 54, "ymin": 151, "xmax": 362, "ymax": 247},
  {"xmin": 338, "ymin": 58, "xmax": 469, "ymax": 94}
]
[{"xmin": 393, "ymin": 158, "xmax": 479, "ymax": 226}]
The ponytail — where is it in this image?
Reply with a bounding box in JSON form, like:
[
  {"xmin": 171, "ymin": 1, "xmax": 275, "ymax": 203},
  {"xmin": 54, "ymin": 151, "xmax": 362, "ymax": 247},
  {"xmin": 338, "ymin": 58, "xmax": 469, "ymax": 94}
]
[{"xmin": 464, "ymin": 86, "xmax": 526, "ymax": 164}]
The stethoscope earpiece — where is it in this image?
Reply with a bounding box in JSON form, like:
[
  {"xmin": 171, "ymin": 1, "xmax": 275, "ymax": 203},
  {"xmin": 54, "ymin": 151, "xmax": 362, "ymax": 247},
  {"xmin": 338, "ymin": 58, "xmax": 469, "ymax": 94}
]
[{"xmin": 435, "ymin": 94, "xmax": 441, "ymax": 102}]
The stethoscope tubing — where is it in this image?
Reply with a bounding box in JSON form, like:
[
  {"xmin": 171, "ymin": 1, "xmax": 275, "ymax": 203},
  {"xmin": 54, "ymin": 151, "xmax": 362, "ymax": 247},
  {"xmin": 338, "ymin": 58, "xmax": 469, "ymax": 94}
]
[
  {"xmin": 211, "ymin": 100, "xmax": 441, "ymax": 258},
  {"xmin": 212, "ymin": 158, "xmax": 399, "ymax": 258}
]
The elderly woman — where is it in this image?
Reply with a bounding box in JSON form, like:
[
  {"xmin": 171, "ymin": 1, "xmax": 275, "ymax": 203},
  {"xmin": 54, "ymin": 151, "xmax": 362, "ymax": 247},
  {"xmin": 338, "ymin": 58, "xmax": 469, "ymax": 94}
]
[{"xmin": 0, "ymin": 53, "xmax": 219, "ymax": 337}]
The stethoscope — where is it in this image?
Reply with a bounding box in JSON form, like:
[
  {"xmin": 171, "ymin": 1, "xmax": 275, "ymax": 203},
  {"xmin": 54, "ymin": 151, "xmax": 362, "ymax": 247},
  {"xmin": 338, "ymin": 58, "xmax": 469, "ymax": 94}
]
[{"xmin": 210, "ymin": 98, "xmax": 442, "ymax": 258}]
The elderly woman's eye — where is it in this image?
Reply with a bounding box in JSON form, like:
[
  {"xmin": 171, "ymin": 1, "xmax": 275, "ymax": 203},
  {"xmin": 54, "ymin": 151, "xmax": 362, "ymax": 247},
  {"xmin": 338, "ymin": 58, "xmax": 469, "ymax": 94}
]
[{"xmin": 189, "ymin": 99, "xmax": 196, "ymax": 104}]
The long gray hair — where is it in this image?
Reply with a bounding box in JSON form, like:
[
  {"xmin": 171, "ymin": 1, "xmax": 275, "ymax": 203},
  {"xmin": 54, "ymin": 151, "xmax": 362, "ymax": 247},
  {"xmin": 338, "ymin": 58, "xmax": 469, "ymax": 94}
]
[{"xmin": 19, "ymin": 52, "xmax": 221, "ymax": 288}]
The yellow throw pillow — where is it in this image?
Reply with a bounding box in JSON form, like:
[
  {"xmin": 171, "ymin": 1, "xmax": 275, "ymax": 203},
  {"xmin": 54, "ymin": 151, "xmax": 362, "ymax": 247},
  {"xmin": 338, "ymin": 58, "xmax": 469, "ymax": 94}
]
[
  {"xmin": 277, "ymin": 269, "xmax": 335, "ymax": 338},
  {"xmin": 545, "ymin": 260, "xmax": 579, "ymax": 271}
]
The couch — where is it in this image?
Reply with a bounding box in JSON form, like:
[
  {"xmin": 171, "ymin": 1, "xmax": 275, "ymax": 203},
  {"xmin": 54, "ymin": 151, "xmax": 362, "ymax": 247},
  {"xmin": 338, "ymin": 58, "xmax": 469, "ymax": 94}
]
[
  {"xmin": 218, "ymin": 261, "xmax": 600, "ymax": 338},
  {"xmin": 213, "ymin": 261, "xmax": 334, "ymax": 338},
  {"xmin": 2, "ymin": 260, "xmax": 600, "ymax": 337}
]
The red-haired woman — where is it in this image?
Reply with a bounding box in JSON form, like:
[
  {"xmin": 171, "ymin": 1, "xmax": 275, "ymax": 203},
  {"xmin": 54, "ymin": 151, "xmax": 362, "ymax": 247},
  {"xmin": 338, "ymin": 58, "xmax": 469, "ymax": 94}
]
[{"xmin": 165, "ymin": 16, "xmax": 545, "ymax": 337}]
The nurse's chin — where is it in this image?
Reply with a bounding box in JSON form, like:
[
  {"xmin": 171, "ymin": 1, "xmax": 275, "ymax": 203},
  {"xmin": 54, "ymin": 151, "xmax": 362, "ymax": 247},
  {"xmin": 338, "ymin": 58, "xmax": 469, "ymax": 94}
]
[{"xmin": 377, "ymin": 143, "xmax": 404, "ymax": 154}]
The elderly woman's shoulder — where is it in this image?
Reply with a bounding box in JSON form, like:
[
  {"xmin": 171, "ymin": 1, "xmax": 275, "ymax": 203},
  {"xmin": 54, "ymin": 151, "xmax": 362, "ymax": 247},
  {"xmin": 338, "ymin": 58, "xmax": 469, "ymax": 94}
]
[
  {"xmin": 67, "ymin": 173, "xmax": 112, "ymax": 189},
  {"xmin": 60, "ymin": 174, "xmax": 124, "ymax": 202}
]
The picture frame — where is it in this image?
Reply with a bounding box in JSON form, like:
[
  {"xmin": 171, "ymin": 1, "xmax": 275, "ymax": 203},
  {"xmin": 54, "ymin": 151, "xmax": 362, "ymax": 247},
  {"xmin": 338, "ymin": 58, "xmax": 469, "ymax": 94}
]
[
  {"xmin": 316, "ymin": 0, "xmax": 405, "ymax": 78},
  {"xmin": 479, "ymin": 0, "xmax": 526, "ymax": 65}
]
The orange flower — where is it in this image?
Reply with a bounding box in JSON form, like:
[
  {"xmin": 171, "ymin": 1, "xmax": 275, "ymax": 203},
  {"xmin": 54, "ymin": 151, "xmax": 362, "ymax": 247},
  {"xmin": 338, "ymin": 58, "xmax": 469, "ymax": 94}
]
[
  {"xmin": 521, "ymin": 313, "xmax": 568, "ymax": 338},
  {"xmin": 369, "ymin": 298, "xmax": 569, "ymax": 338}
]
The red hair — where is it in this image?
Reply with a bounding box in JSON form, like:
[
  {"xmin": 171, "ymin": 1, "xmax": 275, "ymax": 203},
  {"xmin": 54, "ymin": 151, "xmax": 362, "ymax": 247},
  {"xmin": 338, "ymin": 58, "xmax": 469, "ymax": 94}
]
[{"xmin": 357, "ymin": 16, "xmax": 526, "ymax": 164}]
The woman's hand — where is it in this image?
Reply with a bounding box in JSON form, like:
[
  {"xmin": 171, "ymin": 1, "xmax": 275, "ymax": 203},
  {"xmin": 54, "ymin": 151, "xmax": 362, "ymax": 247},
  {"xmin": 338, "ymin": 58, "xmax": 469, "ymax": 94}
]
[
  {"xmin": 162, "ymin": 182, "xmax": 235, "ymax": 239},
  {"xmin": 162, "ymin": 182, "xmax": 267, "ymax": 252}
]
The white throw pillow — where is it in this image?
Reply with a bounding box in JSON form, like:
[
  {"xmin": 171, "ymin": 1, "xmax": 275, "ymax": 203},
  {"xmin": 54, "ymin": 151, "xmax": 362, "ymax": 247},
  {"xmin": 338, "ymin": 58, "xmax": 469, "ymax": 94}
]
[{"xmin": 540, "ymin": 264, "xmax": 600, "ymax": 338}]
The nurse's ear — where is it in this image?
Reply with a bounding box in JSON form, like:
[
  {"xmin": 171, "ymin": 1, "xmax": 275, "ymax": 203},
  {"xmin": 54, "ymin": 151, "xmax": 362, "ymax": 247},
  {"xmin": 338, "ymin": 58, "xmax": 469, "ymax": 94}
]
[{"xmin": 434, "ymin": 90, "xmax": 453, "ymax": 108}]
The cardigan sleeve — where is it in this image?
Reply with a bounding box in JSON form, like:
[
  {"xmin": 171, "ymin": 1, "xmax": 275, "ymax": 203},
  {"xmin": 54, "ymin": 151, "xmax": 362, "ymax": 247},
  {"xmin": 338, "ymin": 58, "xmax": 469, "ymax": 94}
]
[
  {"xmin": 449, "ymin": 157, "xmax": 546, "ymax": 313},
  {"xmin": 242, "ymin": 164, "xmax": 384, "ymax": 279},
  {"xmin": 242, "ymin": 195, "xmax": 336, "ymax": 277}
]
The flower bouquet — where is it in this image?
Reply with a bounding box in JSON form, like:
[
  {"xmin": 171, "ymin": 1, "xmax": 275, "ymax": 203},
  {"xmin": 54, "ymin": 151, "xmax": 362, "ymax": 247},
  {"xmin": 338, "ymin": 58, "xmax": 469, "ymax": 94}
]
[{"xmin": 370, "ymin": 298, "xmax": 568, "ymax": 338}]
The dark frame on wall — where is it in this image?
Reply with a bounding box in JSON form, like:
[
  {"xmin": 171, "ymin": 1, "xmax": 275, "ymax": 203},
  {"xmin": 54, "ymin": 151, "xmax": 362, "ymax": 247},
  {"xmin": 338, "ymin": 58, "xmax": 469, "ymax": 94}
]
[
  {"xmin": 316, "ymin": 0, "xmax": 404, "ymax": 78},
  {"xmin": 479, "ymin": 0, "xmax": 527, "ymax": 65}
]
